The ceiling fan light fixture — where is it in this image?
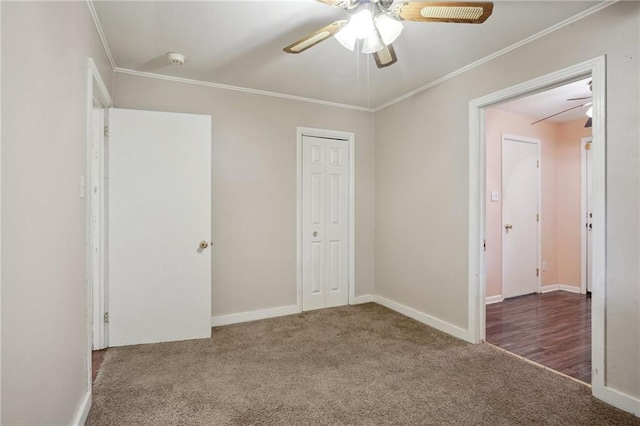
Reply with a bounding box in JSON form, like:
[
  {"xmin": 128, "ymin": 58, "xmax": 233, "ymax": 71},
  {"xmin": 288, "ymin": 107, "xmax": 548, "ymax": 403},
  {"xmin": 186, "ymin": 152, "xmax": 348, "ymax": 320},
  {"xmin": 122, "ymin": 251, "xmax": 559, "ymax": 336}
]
[
  {"xmin": 334, "ymin": 25, "xmax": 357, "ymax": 51},
  {"xmin": 361, "ymin": 30, "xmax": 385, "ymax": 54},
  {"xmin": 350, "ymin": 7, "xmax": 376, "ymax": 39},
  {"xmin": 374, "ymin": 13, "xmax": 403, "ymax": 45}
]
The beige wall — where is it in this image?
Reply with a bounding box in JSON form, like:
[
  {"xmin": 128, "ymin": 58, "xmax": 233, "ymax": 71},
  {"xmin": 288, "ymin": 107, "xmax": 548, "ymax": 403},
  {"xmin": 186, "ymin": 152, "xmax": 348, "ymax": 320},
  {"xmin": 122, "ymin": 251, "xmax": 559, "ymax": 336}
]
[
  {"xmin": 1, "ymin": 2, "xmax": 113, "ymax": 424},
  {"xmin": 375, "ymin": 2, "xmax": 639, "ymax": 398},
  {"xmin": 485, "ymin": 111, "xmax": 591, "ymax": 298},
  {"xmin": 112, "ymin": 74, "xmax": 376, "ymax": 317}
]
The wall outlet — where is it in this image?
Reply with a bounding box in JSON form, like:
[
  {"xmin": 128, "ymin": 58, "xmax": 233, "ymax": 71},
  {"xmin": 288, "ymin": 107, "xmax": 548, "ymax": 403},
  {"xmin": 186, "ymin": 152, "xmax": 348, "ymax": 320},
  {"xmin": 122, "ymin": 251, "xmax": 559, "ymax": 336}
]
[
  {"xmin": 542, "ymin": 260, "xmax": 547, "ymax": 271},
  {"xmin": 491, "ymin": 190, "xmax": 500, "ymax": 202}
]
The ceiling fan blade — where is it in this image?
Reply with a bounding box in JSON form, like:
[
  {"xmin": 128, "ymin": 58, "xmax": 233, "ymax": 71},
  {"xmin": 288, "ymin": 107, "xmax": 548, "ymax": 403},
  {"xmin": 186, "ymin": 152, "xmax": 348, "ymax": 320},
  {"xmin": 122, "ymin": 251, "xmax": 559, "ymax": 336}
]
[
  {"xmin": 530, "ymin": 102, "xmax": 590, "ymax": 125},
  {"xmin": 373, "ymin": 44, "xmax": 398, "ymax": 68},
  {"xmin": 283, "ymin": 21, "xmax": 348, "ymax": 54},
  {"xmin": 393, "ymin": 1, "xmax": 493, "ymax": 23},
  {"xmin": 567, "ymin": 96, "xmax": 592, "ymax": 101}
]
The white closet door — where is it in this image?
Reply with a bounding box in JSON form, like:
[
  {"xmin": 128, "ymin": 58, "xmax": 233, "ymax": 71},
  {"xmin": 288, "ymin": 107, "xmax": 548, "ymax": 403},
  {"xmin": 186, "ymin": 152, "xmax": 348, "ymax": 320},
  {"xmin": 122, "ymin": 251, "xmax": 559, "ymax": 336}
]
[
  {"xmin": 108, "ymin": 108, "xmax": 211, "ymax": 347},
  {"xmin": 302, "ymin": 135, "xmax": 349, "ymax": 310}
]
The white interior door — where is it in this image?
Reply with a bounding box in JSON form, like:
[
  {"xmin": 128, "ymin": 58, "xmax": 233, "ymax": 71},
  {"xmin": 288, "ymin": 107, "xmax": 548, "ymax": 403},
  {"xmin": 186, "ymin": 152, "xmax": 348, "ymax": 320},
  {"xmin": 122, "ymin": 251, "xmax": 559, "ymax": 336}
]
[
  {"xmin": 108, "ymin": 108, "xmax": 211, "ymax": 347},
  {"xmin": 302, "ymin": 135, "xmax": 349, "ymax": 310},
  {"xmin": 502, "ymin": 134, "xmax": 540, "ymax": 299}
]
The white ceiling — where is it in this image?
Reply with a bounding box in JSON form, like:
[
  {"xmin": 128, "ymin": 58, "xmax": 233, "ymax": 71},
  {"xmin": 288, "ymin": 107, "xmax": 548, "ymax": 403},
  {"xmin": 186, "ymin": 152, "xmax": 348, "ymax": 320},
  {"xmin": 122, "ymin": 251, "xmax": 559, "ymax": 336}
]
[
  {"xmin": 93, "ymin": 1, "xmax": 601, "ymax": 109},
  {"xmin": 495, "ymin": 77, "xmax": 593, "ymax": 124}
]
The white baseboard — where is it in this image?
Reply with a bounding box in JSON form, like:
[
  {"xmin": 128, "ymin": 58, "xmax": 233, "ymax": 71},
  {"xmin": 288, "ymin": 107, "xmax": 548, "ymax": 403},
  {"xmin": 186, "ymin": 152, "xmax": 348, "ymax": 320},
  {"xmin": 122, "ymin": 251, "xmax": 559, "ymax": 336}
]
[
  {"xmin": 558, "ymin": 284, "xmax": 581, "ymax": 293},
  {"xmin": 594, "ymin": 384, "xmax": 640, "ymax": 416},
  {"xmin": 540, "ymin": 284, "xmax": 581, "ymax": 294},
  {"xmin": 373, "ymin": 295, "xmax": 472, "ymax": 343},
  {"xmin": 211, "ymin": 304, "xmax": 299, "ymax": 327},
  {"xmin": 486, "ymin": 295, "xmax": 504, "ymax": 305},
  {"xmin": 352, "ymin": 294, "xmax": 374, "ymax": 304},
  {"xmin": 72, "ymin": 391, "xmax": 91, "ymax": 426}
]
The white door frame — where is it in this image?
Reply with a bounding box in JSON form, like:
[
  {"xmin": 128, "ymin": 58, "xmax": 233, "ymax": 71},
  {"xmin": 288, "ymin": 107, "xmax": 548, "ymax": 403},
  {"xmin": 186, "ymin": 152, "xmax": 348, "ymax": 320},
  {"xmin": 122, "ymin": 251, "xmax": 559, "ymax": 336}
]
[
  {"xmin": 501, "ymin": 134, "xmax": 542, "ymax": 297},
  {"xmin": 468, "ymin": 56, "xmax": 606, "ymax": 395},
  {"xmin": 296, "ymin": 127, "xmax": 355, "ymax": 311},
  {"xmin": 86, "ymin": 57, "xmax": 112, "ymax": 388},
  {"xmin": 580, "ymin": 136, "xmax": 593, "ymax": 295}
]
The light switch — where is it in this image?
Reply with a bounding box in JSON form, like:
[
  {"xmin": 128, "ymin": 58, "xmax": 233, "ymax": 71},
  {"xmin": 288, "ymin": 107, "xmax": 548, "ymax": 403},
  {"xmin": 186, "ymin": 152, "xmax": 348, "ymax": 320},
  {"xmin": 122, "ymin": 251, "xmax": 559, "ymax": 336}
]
[
  {"xmin": 491, "ymin": 190, "xmax": 500, "ymax": 202},
  {"xmin": 542, "ymin": 261, "xmax": 547, "ymax": 271}
]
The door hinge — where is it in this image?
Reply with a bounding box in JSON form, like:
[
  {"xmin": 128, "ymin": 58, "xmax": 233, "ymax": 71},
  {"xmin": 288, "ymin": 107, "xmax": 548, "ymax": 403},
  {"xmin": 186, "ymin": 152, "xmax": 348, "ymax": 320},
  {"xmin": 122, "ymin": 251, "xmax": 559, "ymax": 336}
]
[
  {"xmin": 536, "ymin": 213, "xmax": 539, "ymax": 222},
  {"xmin": 536, "ymin": 268, "xmax": 540, "ymax": 277},
  {"xmin": 483, "ymin": 239, "xmax": 486, "ymax": 252},
  {"xmin": 104, "ymin": 126, "xmax": 109, "ymax": 137},
  {"xmin": 537, "ymin": 160, "xmax": 540, "ymax": 168},
  {"xmin": 104, "ymin": 312, "xmax": 109, "ymax": 323}
]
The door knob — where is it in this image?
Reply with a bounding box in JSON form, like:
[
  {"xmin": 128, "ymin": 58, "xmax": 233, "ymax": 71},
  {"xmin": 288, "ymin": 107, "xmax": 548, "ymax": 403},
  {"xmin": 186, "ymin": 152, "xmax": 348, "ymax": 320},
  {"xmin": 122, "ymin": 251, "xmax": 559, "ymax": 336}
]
[
  {"xmin": 313, "ymin": 231, "xmax": 318, "ymax": 237},
  {"xmin": 199, "ymin": 240, "xmax": 209, "ymax": 249},
  {"xmin": 505, "ymin": 224, "xmax": 513, "ymax": 231}
]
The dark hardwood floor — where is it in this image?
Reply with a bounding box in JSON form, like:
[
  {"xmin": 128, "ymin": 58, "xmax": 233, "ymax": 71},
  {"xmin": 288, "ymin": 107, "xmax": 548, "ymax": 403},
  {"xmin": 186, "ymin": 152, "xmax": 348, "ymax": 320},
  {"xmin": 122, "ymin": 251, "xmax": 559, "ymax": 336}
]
[
  {"xmin": 92, "ymin": 349, "xmax": 107, "ymax": 383},
  {"xmin": 486, "ymin": 291, "xmax": 591, "ymax": 383}
]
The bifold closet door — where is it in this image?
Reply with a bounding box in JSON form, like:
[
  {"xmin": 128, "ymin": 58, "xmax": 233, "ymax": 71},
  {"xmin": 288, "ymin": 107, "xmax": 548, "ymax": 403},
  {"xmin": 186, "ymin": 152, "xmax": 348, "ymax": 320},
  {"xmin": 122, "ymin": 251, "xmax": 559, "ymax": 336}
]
[{"xmin": 301, "ymin": 135, "xmax": 349, "ymax": 311}]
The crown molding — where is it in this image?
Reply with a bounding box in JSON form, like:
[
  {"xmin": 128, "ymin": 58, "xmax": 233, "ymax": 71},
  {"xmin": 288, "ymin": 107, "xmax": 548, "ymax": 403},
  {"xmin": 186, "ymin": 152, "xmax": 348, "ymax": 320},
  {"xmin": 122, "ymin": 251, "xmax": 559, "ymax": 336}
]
[
  {"xmin": 114, "ymin": 68, "xmax": 375, "ymax": 113},
  {"xmin": 86, "ymin": 0, "xmax": 116, "ymax": 71},
  {"xmin": 373, "ymin": 0, "xmax": 618, "ymax": 112}
]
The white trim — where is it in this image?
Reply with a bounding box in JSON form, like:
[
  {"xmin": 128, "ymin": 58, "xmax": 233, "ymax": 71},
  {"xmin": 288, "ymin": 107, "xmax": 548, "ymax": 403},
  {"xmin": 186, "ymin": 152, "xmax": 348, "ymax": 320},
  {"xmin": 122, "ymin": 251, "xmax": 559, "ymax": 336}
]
[
  {"xmin": 115, "ymin": 68, "xmax": 374, "ymax": 113},
  {"xmin": 580, "ymin": 136, "xmax": 593, "ymax": 295},
  {"xmin": 0, "ymin": 3, "xmax": 3, "ymax": 421},
  {"xmin": 89, "ymin": 60, "xmax": 112, "ymax": 108},
  {"xmin": 296, "ymin": 127, "xmax": 356, "ymax": 312},
  {"xmin": 86, "ymin": 58, "xmax": 112, "ymax": 401},
  {"xmin": 352, "ymin": 294, "xmax": 374, "ymax": 304},
  {"xmin": 374, "ymin": 296, "xmax": 472, "ymax": 343},
  {"xmin": 468, "ymin": 55, "xmax": 607, "ymax": 406},
  {"xmin": 589, "ymin": 56, "xmax": 607, "ymax": 397},
  {"xmin": 485, "ymin": 295, "xmax": 504, "ymax": 305},
  {"xmin": 211, "ymin": 305, "xmax": 298, "ymax": 327},
  {"xmin": 86, "ymin": 1, "xmax": 116, "ymax": 71},
  {"xmin": 500, "ymin": 134, "xmax": 542, "ymax": 298},
  {"xmin": 593, "ymin": 385, "xmax": 640, "ymax": 417},
  {"xmin": 71, "ymin": 391, "xmax": 92, "ymax": 426},
  {"xmin": 540, "ymin": 284, "xmax": 582, "ymax": 294},
  {"xmin": 374, "ymin": 1, "xmax": 617, "ymax": 112}
]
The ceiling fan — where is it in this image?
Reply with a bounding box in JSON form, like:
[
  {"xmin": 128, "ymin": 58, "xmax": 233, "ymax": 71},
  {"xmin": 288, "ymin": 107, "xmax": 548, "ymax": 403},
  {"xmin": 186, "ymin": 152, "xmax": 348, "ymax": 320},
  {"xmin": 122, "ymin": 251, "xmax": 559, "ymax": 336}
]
[
  {"xmin": 531, "ymin": 80, "xmax": 593, "ymax": 127},
  {"xmin": 283, "ymin": 0, "xmax": 494, "ymax": 68}
]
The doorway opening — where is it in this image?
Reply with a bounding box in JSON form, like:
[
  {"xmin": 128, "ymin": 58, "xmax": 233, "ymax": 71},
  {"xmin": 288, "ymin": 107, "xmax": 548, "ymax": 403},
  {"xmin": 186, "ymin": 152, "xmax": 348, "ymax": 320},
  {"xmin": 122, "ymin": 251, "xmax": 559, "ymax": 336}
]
[
  {"xmin": 467, "ymin": 57, "xmax": 606, "ymax": 395},
  {"xmin": 482, "ymin": 78, "xmax": 594, "ymax": 383},
  {"xmin": 297, "ymin": 127, "xmax": 355, "ymax": 312}
]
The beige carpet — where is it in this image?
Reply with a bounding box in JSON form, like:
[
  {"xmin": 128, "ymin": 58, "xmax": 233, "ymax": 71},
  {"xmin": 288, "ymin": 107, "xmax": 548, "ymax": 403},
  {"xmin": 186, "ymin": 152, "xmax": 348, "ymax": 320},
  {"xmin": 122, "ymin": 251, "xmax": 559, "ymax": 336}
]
[{"xmin": 88, "ymin": 303, "xmax": 639, "ymax": 425}]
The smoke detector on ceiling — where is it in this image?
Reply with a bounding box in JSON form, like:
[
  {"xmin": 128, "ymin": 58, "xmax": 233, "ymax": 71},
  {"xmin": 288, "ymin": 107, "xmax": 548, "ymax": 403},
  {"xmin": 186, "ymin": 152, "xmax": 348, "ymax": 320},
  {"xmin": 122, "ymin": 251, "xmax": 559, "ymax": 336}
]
[{"xmin": 166, "ymin": 52, "xmax": 185, "ymax": 65}]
